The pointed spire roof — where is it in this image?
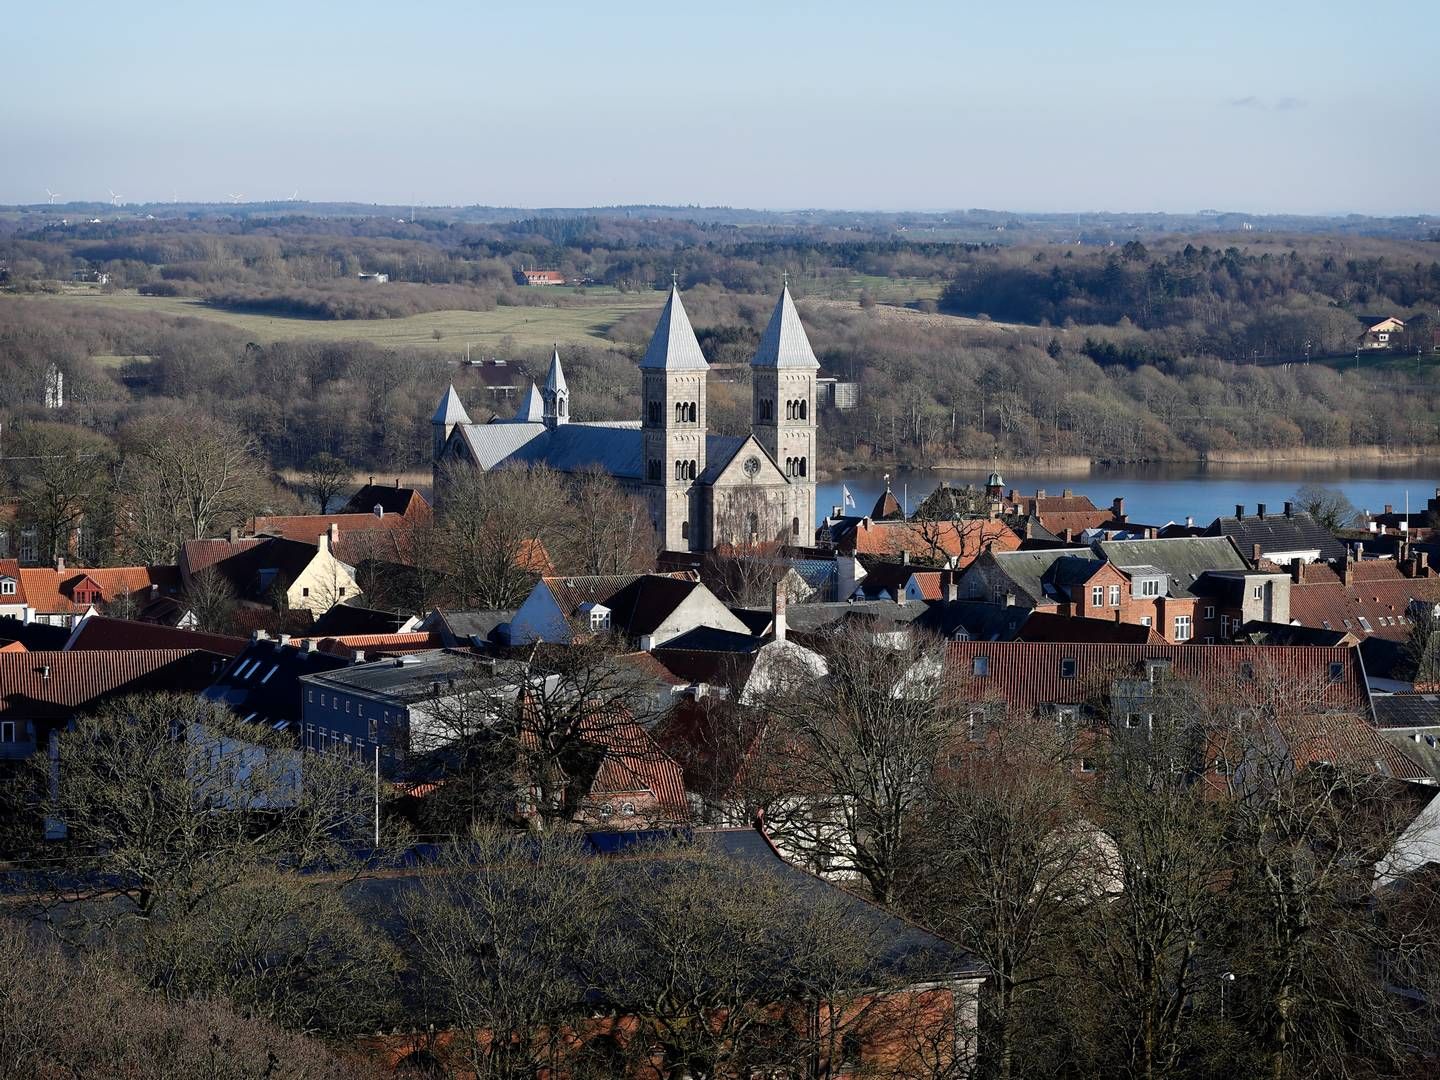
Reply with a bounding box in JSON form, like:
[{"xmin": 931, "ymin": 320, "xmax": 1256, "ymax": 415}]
[
  {"xmin": 544, "ymin": 345, "xmax": 568, "ymax": 394},
  {"xmin": 639, "ymin": 285, "xmax": 709, "ymax": 371},
  {"xmin": 432, "ymin": 384, "xmax": 471, "ymax": 425},
  {"xmin": 751, "ymin": 283, "xmax": 818, "ymax": 370},
  {"xmin": 871, "ymin": 485, "xmax": 904, "ymax": 521},
  {"xmin": 514, "ymin": 382, "xmax": 544, "ymax": 422}
]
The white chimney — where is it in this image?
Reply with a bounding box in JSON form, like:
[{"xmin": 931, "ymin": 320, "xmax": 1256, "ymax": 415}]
[{"xmin": 772, "ymin": 581, "xmax": 788, "ymax": 643}]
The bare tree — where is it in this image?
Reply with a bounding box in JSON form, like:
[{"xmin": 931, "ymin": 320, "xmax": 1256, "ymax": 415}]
[
  {"xmin": 183, "ymin": 566, "xmax": 239, "ymax": 632},
  {"xmin": 435, "ymin": 462, "xmax": 569, "ymax": 609},
  {"xmin": 115, "ymin": 414, "xmax": 273, "ymax": 564},
  {"xmin": 1293, "ymin": 484, "xmax": 1356, "ymax": 533},
  {"xmin": 561, "ymin": 466, "xmax": 658, "ymax": 576},
  {"xmin": 751, "ymin": 624, "xmax": 960, "ymax": 906},
  {"xmin": 301, "ymin": 452, "xmax": 351, "ymax": 512},
  {"xmin": 3, "ymin": 422, "xmax": 115, "ymax": 564}
]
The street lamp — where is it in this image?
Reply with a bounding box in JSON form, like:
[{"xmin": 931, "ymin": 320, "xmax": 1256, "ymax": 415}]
[{"xmin": 1219, "ymin": 971, "xmax": 1236, "ymax": 1018}]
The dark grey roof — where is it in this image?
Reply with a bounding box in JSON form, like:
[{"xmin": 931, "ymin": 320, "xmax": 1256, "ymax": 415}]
[
  {"xmin": 201, "ymin": 638, "xmax": 349, "ymax": 733},
  {"xmin": 784, "ymin": 599, "xmax": 930, "ymax": 634},
  {"xmin": 0, "ymin": 615, "xmax": 70, "ymax": 650},
  {"xmin": 302, "ymin": 649, "xmax": 523, "ymax": 703},
  {"xmin": 1094, "ymin": 537, "xmax": 1248, "ymax": 598},
  {"xmin": 658, "ymin": 626, "xmax": 762, "ymax": 653},
  {"xmin": 424, "ymin": 608, "xmax": 514, "ymax": 647},
  {"xmin": 341, "ymin": 484, "xmax": 425, "ymax": 516},
  {"xmin": 1234, "ymin": 620, "xmax": 1353, "ymax": 647},
  {"xmin": 310, "ymin": 603, "xmax": 414, "ymax": 637},
  {"xmin": 728, "ymin": 607, "xmax": 775, "ymax": 635},
  {"xmin": 1207, "ymin": 511, "xmax": 1347, "ymax": 562},
  {"xmin": 915, "ymin": 600, "xmax": 1030, "ymax": 642},
  {"xmin": 985, "ymin": 549, "xmax": 1102, "ymax": 606},
  {"xmin": 1372, "ymin": 694, "xmax": 1440, "ymax": 729}
]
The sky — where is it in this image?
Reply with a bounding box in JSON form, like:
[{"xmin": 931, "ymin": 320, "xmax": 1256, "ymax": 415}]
[{"xmin": 3, "ymin": 0, "xmax": 1436, "ymax": 215}]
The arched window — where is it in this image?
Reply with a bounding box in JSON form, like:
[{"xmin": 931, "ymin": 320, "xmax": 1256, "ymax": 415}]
[
  {"xmin": 799, "ymin": 399, "xmax": 808, "ymax": 420},
  {"xmin": 681, "ymin": 520, "xmax": 689, "ymax": 540},
  {"xmin": 747, "ymin": 512, "xmax": 759, "ymax": 538},
  {"xmin": 785, "ymin": 401, "xmax": 793, "ymax": 420},
  {"xmin": 648, "ymin": 401, "xmax": 660, "ymax": 424},
  {"xmin": 792, "ymin": 516, "xmax": 801, "ymax": 536},
  {"xmin": 689, "ymin": 402, "xmax": 698, "ymax": 422},
  {"xmin": 784, "ymin": 457, "xmax": 793, "ymax": 476},
  {"xmin": 674, "ymin": 460, "xmax": 683, "ymax": 481},
  {"xmin": 688, "ymin": 460, "xmax": 698, "ymax": 480},
  {"xmin": 799, "ymin": 457, "xmax": 807, "ymax": 477}
]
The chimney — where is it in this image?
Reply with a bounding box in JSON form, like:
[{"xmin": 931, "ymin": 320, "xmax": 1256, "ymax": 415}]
[
  {"xmin": 901, "ymin": 550, "xmax": 910, "ymax": 565},
  {"xmin": 1341, "ymin": 553, "xmax": 1352, "ymax": 586},
  {"xmin": 1284, "ymin": 501, "xmax": 1294, "ymax": 518},
  {"xmin": 229, "ymin": 526, "xmax": 240, "ymax": 543},
  {"xmin": 1235, "ymin": 504, "xmax": 1245, "ymax": 520},
  {"xmin": 1036, "ymin": 489, "xmax": 1047, "ymax": 499},
  {"xmin": 39, "ymin": 665, "xmax": 50, "ymax": 681},
  {"xmin": 252, "ymin": 629, "xmax": 270, "ymax": 642},
  {"xmin": 374, "ymin": 504, "xmax": 385, "ymax": 519},
  {"xmin": 1063, "ymin": 488, "xmax": 1073, "ymax": 498},
  {"xmin": 1185, "ymin": 516, "xmax": 1194, "ymax": 527},
  {"xmin": 277, "ymin": 633, "xmax": 290, "ymax": 646},
  {"xmin": 772, "ymin": 582, "xmax": 787, "ymax": 643},
  {"xmin": 1062, "ymin": 528, "xmax": 1073, "ymax": 543},
  {"xmin": 1257, "ymin": 503, "xmax": 1266, "ymax": 519},
  {"xmin": 352, "ymin": 649, "xmax": 367, "ymax": 663},
  {"xmin": 1290, "ymin": 557, "xmax": 1304, "ymax": 583},
  {"xmin": 394, "ymin": 477, "xmax": 401, "ymax": 488},
  {"xmin": 1111, "ymin": 497, "xmax": 1125, "ymax": 520},
  {"xmin": 369, "ymin": 475, "xmax": 375, "ymax": 486},
  {"xmin": 1252, "ymin": 543, "xmax": 1263, "ymax": 564},
  {"xmin": 1003, "ymin": 591, "xmax": 1016, "ymax": 607},
  {"xmin": 302, "ymin": 639, "xmax": 318, "ymax": 653},
  {"xmin": 1384, "ymin": 504, "xmax": 1394, "ymax": 515},
  {"xmin": 54, "ymin": 556, "xmax": 64, "ymax": 574}
]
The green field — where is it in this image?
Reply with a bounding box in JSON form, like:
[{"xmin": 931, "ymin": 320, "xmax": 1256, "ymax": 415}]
[{"xmin": 4, "ymin": 289, "xmax": 667, "ymax": 352}]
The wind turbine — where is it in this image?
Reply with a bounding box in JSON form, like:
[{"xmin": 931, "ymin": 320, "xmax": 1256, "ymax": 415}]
[
  {"xmin": 108, "ymin": 189, "xmax": 123, "ymax": 206},
  {"xmin": 288, "ymin": 189, "xmax": 298, "ymax": 201},
  {"xmin": 45, "ymin": 189, "xmax": 60, "ymax": 205},
  {"xmin": 228, "ymin": 192, "xmax": 244, "ymax": 204}
]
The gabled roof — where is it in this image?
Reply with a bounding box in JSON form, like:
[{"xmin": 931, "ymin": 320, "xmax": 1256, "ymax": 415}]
[
  {"xmin": 638, "ymin": 284, "xmax": 709, "ymax": 371},
  {"xmin": 0, "ymin": 649, "xmax": 225, "ymax": 723},
  {"xmin": 64, "ymin": 616, "xmax": 247, "ymax": 657},
  {"xmin": 514, "ymin": 382, "xmax": 544, "ymax": 422},
  {"xmin": 1094, "ymin": 537, "xmax": 1249, "ymax": 598},
  {"xmin": 1288, "ymin": 563, "xmax": 1440, "ymax": 640},
  {"xmin": 341, "ymin": 484, "xmax": 430, "ymax": 517},
  {"xmin": 17, "ymin": 565, "xmax": 182, "ymax": 613},
  {"xmin": 180, "ymin": 537, "xmax": 326, "ymax": 601},
  {"xmin": 299, "ymin": 632, "xmax": 444, "ymax": 658},
  {"xmin": 310, "ymin": 604, "xmax": 418, "ymax": 637},
  {"xmin": 0, "ymin": 559, "xmax": 25, "ymax": 604},
  {"xmin": 432, "ymin": 384, "xmax": 471, "ymax": 425},
  {"xmin": 249, "ymin": 512, "xmax": 410, "ymax": 544},
  {"xmin": 980, "ymin": 548, "xmax": 1104, "ymax": 606},
  {"xmin": 538, "ymin": 572, "xmax": 696, "ymax": 628},
  {"xmin": 1207, "ymin": 510, "xmax": 1347, "ymax": 562},
  {"xmin": 750, "ymin": 284, "xmax": 819, "ymax": 370}
]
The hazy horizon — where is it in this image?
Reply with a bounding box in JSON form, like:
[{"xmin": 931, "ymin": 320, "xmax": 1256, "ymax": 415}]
[{"xmin": 6, "ymin": 0, "xmax": 1436, "ymax": 216}]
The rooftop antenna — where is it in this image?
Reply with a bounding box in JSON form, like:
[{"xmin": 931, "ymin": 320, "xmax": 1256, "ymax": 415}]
[{"xmin": 45, "ymin": 189, "xmax": 60, "ymax": 205}]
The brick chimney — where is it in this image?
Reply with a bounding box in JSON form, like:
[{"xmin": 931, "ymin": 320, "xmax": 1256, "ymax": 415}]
[
  {"xmin": 1235, "ymin": 504, "xmax": 1244, "ymax": 520},
  {"xmin": 1252, "ymin": 543, "xmax": 1263, "ymax": 564},
  {"xmin": 772, "ymin": 581, "xmax": 787, "ymax": 643},
  {"xmin": 1283, "ymin": 501, "xmax": 1294, "ymax": 518},
  {"xmin": 1340, "ymin": 552, "xmax": 1352, "ymax": 586},
  {"xmin": 1111, "ymin": 497, "xmax": 1126, "ymax": 521},
  {"xmin": 1290, "ymin": 557, "xmax": 1304, "ymax": 584},
  {"xmin": 1257, "ymin": 503, "xmax": 1267, "ymax": 519}
]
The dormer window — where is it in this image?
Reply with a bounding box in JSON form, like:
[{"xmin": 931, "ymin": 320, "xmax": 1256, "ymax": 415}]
[
  {"xmin": 579, "ymin": 602, "xmax": 611, "ymax": 632},
  {"xmin": 0, "ymin": 579, "xmax": 15, "ymax": 597},
  {"xmin": 1138, "ymin": 578, "xmax": 1161, "ymax": 597}
]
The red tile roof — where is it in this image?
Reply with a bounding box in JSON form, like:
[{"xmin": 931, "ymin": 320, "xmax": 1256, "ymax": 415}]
[
  {"xmin": 299, "ymin": 632, "xmax": 444, "ymax": 658},
  {"xmin": 0, "ymin": 560, "xmax": 25, "ymax": 604},
  {"xmin": 0, "ymin": 649, "xmax": 224, "ymax": 722},
  {"xmin": 842, "ymin": 518, "xmax": 1021, "ymax": 563},
  {"xmin": 16, "ymin": 565, "xmax": 181, "ymax": 613},
  {"xmin": 64, "ymin": 616, "xmax": 248, "ymax": 657},
  {"xmin": 1288, "ymin": 564, "xmax": 1440, "ymax": 640}
]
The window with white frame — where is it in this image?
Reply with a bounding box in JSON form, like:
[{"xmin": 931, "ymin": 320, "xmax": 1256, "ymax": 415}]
[
  {"xmin": 1140, "ymin": 616, "xmax": 1153, "ymax": 627},
  {"xmin": 1138, "ymin": 578, "xmax": 1162, "ymax": 597},
  {"xmin": 1091, "ymin": 586, "xmax": 1104, "ymax": 607},
  {"xmin": 1174, "ymin": 615, "xmax": 1192, "ymax": 641},
  {"xmin": 1108, "ymin": 584, "xmax": 1121, "ymax": 606},
  {"xmin": 1203, "ymin": 605, "xmax": 1215, "ymax": 620},
  {"xmin": 0, "ymin": 579, "xmax": 14, "ymax": 597},
  {"xmin": 1252, "ymin": 584, "xmax": 1263, "ymax": 600}
]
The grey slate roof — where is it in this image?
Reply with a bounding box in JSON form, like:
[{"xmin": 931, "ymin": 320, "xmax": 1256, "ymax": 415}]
[
  {"xmin": 459, "ymin": 422, "xmax": 741, "ymax": 486},
  {"xmin": 302, "ymin": 649, "xmax": 521, "ymax": 703},
  {"xmin": 1094, "ymin": 537, "xmax": 1248, "ymax": 598},
  {"xmin": 432, "ymin": 384, "xmax": 471, "ymax": 425},
  {"xmin": 750, "ymin": 285, "xmax": 819, "ymax": 370},
  {"xmin": 424, "ymin": 608, "xmax": 514, "ymax": 647},
  {"xmin": 1207, "ymin": 511, "xmax": 1347, "ymax": 562},
  {"xmin": 915, "ymin": 600, "xmax": 1030, "ymax": 642},
  {"xmin": 986, "ymin": 549, "xmax": 1103, "ymax": 606},
  {"xmin": 639, "ymin": 285, "xmax": 709, "ymax": 371},
  {"xmin": 1372, "ymin": 694, "xmax": 1440, "ymax": 729},
  {"xmin": 202, "ymin": 638, "xmax": 349, "ymax": 732},
  {"xmin": 514, "ymin": 383, "xmax": 544, "ymax": 421}
]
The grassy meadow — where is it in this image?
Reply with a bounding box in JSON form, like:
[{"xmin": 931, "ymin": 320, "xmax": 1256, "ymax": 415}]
[{"xmin": 4, "ymin": 287, "xmax": 667, "ymax": 354}]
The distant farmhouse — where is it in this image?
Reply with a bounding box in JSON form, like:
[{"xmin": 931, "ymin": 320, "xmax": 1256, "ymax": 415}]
[
  {"xmin": 1360, "ymin": 315, "xmax": 1404, "ymax": 349},
  {"xmin": 434, "ymin": 284, "xmax": 820, "ymax": 554},
  {"xmin": 518, "ymin": 268, "xmax": 566, "ymax": 286},
  {"xmin": 357, "ymin": 271, "xmax": 389, "ymax": 283}
]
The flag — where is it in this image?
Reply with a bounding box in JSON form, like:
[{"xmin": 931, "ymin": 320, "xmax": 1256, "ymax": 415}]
[{"xmin": 842, "ymin": 484, "xmax": 857, "ymax": 509}]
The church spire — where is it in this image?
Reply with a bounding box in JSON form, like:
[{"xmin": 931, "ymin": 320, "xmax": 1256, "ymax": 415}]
[
  {"xmin": 639, "ymin": 283, "xmax": 709, "ymax": 371},
  {"xmin": 542, "ymin": 344, "xmax": 569, "ymax": 427},
  {"xmin": 751, "ymin": 282, "xmax": 819, "ymax": 370}
]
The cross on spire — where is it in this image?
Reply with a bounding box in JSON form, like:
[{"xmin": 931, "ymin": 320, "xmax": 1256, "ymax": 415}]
[{"xmin": 671, "ymin": 270, "xmax": 679, "ymax": 288}]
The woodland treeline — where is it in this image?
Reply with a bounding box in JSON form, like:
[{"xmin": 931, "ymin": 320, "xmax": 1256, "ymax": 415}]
[{"xmin": 1, "ymin": 215, "xmax": 1439, "ymax": 472}]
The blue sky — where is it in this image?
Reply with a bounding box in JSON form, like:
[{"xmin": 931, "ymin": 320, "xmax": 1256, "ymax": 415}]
[{"xmin": 4, "ymin": 0, "xmax": 1435, "ymax": 213}]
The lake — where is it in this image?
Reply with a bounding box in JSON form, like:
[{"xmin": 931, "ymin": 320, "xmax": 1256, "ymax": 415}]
[{"xmin": 817, "ymin": 462, "xmax": 1440, "ymax": 527}]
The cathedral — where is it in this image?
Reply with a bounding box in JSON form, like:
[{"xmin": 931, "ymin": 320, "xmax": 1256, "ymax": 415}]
[{"xmin": 432, "ymin": 283, "xmax": 820, "ymax": 553}]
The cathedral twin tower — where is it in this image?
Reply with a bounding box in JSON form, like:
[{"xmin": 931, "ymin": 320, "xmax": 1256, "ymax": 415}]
[{"xmin": 432, "ymin": 281, "xmax": 820, "ymax": 554}]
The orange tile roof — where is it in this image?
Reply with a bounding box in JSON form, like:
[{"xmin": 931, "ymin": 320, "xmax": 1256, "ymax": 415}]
[
  {"xmin": 17, "ymin": 565, "xmax": 181, "ymax": 613},
  {"xmin": 845, "ymin": 518, "xmax": 1021, "ymax": 564},
  {"xmin": 298, "ymin": 632, "xmax": 444, "ymax": 658}
]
